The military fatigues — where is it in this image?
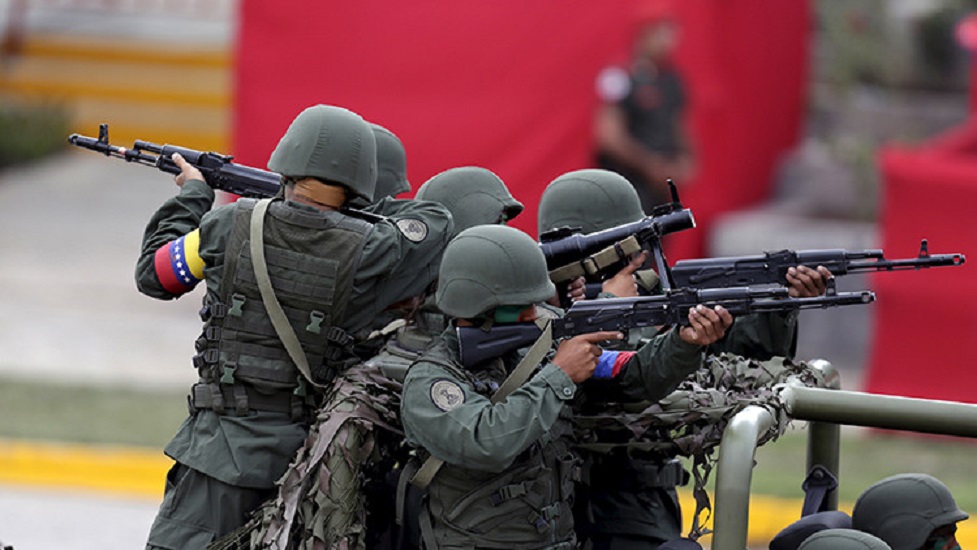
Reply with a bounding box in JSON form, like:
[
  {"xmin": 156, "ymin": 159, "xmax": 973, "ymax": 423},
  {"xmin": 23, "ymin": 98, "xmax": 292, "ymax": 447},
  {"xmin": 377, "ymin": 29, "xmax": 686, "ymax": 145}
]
[
  {"xmin": 595, "ymin": 62, "xmax": 686, "ymax": 212},
  {"xmin": 136, "ymin": 179, "xmax": 450, "ymax": 549},
  {"xmin": 401, "ymin": 325, "xmax": 704, "ymax": 550}
]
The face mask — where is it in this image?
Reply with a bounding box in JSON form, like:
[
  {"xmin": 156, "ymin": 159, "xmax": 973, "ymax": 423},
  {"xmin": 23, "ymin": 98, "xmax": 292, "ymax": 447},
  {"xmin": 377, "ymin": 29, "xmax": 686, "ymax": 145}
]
[
  {"xmin": 470, "ymin": 304, "xmax": 534, "ymax": 325},
  {"xmin": 489, "ymin": 304, "xmax": 533, "ymax": 324},
  {"xmin": 925, "ymin": 532, "xmax": 960, "ymax": 550}
]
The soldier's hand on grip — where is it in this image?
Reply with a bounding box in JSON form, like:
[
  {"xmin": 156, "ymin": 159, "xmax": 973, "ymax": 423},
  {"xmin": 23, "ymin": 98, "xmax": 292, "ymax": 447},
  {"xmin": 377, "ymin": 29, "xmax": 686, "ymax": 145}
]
[
  {"xmin": 566, "ymin": 276, "xmax": 587, "ymax": 303},
  {"xmin": 171, "ymin": 153, "xmax": 205, "ymax": 188},
  {"xmin": 553, "ymin": 331, "xmax": 624, "ymax": 383},
  {"xmin": 601, "ymin": 251, "xmax": 649, "ymax": 298},
  {"xmin": 786, "ymin": 265, "xmax": 833, "ymax": 297},
  {"xmin": 679, "ymin": 305, "xmax": 733, "ymax": 346}
]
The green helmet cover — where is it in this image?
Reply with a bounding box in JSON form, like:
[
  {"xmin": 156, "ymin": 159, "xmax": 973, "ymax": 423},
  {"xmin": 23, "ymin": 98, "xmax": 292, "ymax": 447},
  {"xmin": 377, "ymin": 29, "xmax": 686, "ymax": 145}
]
[
  {"xmin": 268, "ymin": 105, "xmax": 378, "ymax": 202},
  {"xmin": 436, "ymin": 225, "xmax": 556, "ymax": 319},
  {"xmin": 538, "ymin": 169, "xmax": 645, "ymax": 235},
  {"xmin": 799, "ymin": 529, "xmax": 892, "ymax": 550},
  {"xmin": 414, "ymin": 167, "xmax": 524, "ymax": 238},
  {"xmin": 371, "ymin": 123, "xmax": 410, "ymax": 201},
  {"xmin": 852, "ymin": 474, "xmax": 969, "ymax": 550}
]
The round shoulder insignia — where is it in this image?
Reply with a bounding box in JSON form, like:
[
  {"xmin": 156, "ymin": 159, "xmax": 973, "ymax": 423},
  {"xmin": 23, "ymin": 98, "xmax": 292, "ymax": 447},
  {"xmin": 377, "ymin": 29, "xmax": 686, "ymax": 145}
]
[
  {"xmin": 430, "ymin": 378, "xmax": 466, "ymax": 412},
  {"xmin": 396, "ymin": 218, "xmax": 429, "ymax": 243}
]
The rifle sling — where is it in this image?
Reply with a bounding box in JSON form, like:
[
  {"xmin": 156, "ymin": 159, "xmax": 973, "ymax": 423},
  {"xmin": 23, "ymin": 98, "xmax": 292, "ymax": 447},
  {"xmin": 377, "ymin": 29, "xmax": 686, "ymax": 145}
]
[
  {"xmin": 410, "ymin": 319, "xmax": 554, "ymax": 489},
  {"xmin": 249, "ymin": 198, "xmax": 324, "ymax": 390},
  {"xmin": 548, "ymin": 235, "xmax": 643, "ymax": 283}
]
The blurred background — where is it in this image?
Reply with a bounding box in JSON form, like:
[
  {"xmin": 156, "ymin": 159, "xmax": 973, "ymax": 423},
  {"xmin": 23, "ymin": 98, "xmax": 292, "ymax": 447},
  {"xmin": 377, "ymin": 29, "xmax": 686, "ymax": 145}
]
[{"xmin": 0, "ymin": 0, "xmax": 975, "ymax": 548}]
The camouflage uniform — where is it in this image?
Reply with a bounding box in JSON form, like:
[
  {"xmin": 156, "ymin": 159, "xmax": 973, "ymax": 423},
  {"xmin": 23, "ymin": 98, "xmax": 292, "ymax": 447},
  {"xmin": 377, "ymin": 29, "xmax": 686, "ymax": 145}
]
[
  {"xmin": 138, "ymin": 105, "xmax": 452, "ymax": 549},
  {"xmin": 537, "ymin": 169, "xmax": 798, "ymax": 549},
  {"xmin": 401, "ymin": 225, "xmax": 706, "ymax": 549}
]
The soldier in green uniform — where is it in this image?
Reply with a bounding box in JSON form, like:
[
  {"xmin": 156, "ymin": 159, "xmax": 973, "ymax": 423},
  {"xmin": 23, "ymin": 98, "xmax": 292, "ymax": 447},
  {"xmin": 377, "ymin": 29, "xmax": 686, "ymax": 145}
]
[
  {"xmin": 212, "ymin": 165, "xmax": 528, "ymax": 550},
  {"xmin": 536, "ymin": 169, "xmax": 832, "ymax": 549},
  {"xmin": 852, "ymin": 474, "xmax": 968, "ymax": 550},
  {"xmin": 135, "ymin": 104, "xmax": 452, "ymax": 549},
  {"xmin": 400, "ymin": 224, "xmax": 735, "ymax": 549},
  {"xmin": 414, "ymin": 165, "xmax": 524, "ymax": 238},
  {"xmin": 351, "ymin": 123, "xmax": 412, "ymax": 210}
]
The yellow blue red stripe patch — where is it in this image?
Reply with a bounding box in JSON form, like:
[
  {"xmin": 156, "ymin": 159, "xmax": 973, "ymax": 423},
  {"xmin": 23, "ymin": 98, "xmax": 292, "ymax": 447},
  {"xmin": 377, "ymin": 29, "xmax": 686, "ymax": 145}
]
[{"xmin": 153, "ymin": 229, "xmax": 205, "ymax": 294}]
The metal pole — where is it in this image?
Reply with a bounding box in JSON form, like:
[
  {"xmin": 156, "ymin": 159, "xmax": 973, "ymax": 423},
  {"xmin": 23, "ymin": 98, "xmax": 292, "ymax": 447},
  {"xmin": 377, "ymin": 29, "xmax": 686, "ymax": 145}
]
[
  {"xmin": 712, "ymin": 405, "xmax": 774, "ymax": 550},
  {"xmin": 782, "ymin": 386, "xmax": 977, "ymax": 438},
  {"xmin": 805, "ymin": 359, "xmax": 840, "ymax": 511}
]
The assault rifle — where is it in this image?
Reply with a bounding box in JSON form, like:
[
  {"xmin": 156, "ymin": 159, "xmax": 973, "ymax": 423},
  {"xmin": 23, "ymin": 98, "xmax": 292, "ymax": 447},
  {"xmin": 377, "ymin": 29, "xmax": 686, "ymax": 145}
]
[
  {"xmin": 457, "ymin": 285, "xmax": 876, "ymax": 369},
  {"xmin": 68, "ymin": 124, "xmax": 383, "ymax": 221},
  {"xmin": 540, "ymin": 181, "xmax": 693, "ymax": 306},
  {"xmin": 670, "ymin": 239, "xmax": 965, "ymax": 289}
]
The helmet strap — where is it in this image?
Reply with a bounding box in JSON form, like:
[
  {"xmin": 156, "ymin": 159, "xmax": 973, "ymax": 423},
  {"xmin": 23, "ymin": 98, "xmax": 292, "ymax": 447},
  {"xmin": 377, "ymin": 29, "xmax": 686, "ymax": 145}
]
[{"xmin": 291, "ymin": 178, "xmax": 348, "ymax": 209}]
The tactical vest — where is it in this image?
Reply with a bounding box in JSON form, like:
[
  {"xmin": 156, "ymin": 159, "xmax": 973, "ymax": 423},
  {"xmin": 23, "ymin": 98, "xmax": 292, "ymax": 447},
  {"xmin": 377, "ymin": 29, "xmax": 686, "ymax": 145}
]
[
  {"xmin": 190, "ymin": 198, "xmax": 372, "ymax": 418},
  {"xmin": 414, "ymin": 342, "xmax": 578, "ymax": 550}
]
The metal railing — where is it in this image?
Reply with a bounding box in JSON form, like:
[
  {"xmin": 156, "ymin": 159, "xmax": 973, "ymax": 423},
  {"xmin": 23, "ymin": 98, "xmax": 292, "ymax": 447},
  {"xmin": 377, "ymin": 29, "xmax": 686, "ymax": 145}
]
[{"xmin": 710, "ymin": 360, "xmax": 977, "ymax": 550}]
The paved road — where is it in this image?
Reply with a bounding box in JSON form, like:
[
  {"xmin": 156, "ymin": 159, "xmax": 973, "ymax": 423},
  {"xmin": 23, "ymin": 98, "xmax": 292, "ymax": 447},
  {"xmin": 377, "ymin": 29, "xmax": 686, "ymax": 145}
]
[
  {"xmin": 0, "ymin": 485, "xmax": 159, "ymax": 550},
  {"xmin": 0, "ymin": 152, "xmax": 209, "ymax": 389}
]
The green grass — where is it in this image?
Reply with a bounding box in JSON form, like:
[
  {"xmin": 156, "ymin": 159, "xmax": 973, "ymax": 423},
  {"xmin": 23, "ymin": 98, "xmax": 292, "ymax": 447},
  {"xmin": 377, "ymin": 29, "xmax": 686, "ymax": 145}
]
[
  {"xmin": 2, "ymin": 377, "xmax": 976, "ymax": 512},
  {"xmin": 750, "ymin": 425, "xmax": 977, "ymax": 512},
  {"xmin": 0, "ymin": 376, "xmax": 186, "ymax": 448}
]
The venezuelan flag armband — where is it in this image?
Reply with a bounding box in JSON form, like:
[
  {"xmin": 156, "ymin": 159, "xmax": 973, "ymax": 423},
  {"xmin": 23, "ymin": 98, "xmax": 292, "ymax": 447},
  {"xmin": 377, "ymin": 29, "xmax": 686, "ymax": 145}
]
[
  {"xmin": 153, "ymin": 229, "xmax": 206, "ymax": 295},
  {"xmin": 593, "ymin": 350, "xmax": 635, "ymax": 379}
]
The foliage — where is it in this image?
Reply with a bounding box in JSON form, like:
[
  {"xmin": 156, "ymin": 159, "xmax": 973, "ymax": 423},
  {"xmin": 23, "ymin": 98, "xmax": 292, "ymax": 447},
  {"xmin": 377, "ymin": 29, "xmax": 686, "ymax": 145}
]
[{"xmin": 0, "ymin": 101, "xmax": 71, "ymax": 169}]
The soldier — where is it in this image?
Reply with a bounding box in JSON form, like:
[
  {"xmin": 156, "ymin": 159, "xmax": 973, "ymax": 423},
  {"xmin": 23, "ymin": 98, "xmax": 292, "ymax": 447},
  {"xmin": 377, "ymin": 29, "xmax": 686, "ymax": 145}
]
[
  {"xmin": 135, "ymin": 104, "xmax": 452, "ymax": 549},
  {"xmin": 414, "ymin": 165, "xmax": 524, "ymax": 238},
  {"xmin": 537, "ymin": 169, "xmax": 833, "ymax": 549},
  {"xmin": 852, "ymin": 474, "xmax": 968, "ymax": 550},
  {"xmin": 351, "ymin": 123, "xmax": 412, "ymax": 209},
  {"xmin": 400, "ymin": 224, "xmax": 733, "ymax": 549},
  {"xmin": 211, "ymin": 166, "xmax": 526, "ymax": 550},
  {"xmin": 594, "ymin": 1, "xmax": 696, "ymax": 212},
  {"xmin": 799, "ymin": 529, "xmax": 892, "ymax": 550}
]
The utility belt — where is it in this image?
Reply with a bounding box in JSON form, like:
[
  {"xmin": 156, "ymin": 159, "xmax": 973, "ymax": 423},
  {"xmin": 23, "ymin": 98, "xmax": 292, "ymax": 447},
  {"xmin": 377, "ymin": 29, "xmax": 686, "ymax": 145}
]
[
  {"xmin": 187, "ymin": 382, "xmax": 316, "ymax": 422},
  {"xmin": 589, "ymin": 455, "xmax": 689, "ymax": 490}
]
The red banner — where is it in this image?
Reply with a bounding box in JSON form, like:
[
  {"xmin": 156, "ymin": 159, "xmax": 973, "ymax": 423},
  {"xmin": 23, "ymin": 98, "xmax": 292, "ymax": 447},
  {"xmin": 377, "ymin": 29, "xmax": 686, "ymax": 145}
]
[
  {"xmin": 234, "ymin": 0, "xmax": 808, "ymax": 257},
  {"xmin": 865, "ymin": 126, "xmax": 977, "ymax": 403}
]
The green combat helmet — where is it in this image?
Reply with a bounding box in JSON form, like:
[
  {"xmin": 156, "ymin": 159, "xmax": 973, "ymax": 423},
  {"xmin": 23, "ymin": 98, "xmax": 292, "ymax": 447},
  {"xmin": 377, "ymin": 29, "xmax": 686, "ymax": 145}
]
[
  {"xmin": 798, "ymin": 529, "xmax": 892, "ymax": 550},
  {"xmin": 852, "ymin": 473, "xmax": 969, "ymax": 550},
  {"xmin": 537, "ymin": 168, "xmax": 645, "ymax": 235},
  {"xmin": 350, "ymin": 123, "xmax": 410, "ymax": 208},
  {"xmin": 268, "ymin": 104, "xmax": 378, "ymax": 203},
  {"xmin": 436, "ymin": 225, "xmax": 555, "ymax": 319},
  {"xmin": 414, "ymin": 167, "xmax": 523, "ymax": 238},
  {"xmin": 538, "ymin": 168, "xmax": 659, "ymax": 293}
]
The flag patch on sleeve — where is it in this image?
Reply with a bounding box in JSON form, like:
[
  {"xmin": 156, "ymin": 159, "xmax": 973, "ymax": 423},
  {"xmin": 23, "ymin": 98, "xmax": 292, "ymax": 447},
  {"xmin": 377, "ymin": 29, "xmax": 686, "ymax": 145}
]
[
  {"xmin": 153, "ymin": 229, "xmax": 205, "ymax": 294},
  {"xmin": 593, "ymin": 350, "xmax": 635, "ymax": 379}
]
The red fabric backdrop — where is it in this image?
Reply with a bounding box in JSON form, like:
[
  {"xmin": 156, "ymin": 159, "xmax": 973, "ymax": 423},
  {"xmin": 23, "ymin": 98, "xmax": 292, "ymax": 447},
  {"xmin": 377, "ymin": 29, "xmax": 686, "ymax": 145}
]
[
  {"xmin": 233, "ymin": 0, "xmax": 809, "ymax": 258},
  {"xmin": 865, "ymin": 123, "xmax": 977, "ymax": 403}
]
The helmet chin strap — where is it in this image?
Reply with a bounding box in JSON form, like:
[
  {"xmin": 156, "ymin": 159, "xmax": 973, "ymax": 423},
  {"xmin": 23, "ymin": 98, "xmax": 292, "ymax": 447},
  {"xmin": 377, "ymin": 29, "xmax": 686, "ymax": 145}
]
[{"xmin": 290, "ymin": 178, "xmax": 348, "ymax": 209}]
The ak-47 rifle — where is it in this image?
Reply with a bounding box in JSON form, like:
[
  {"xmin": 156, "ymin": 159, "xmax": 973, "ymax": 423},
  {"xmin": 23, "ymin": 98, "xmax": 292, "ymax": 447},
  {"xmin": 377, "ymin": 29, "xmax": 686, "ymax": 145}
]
[
  {"xmin": 540, "ymin": 181, "xmax": 693, "ymax": 306},
  {"xmin": 670, "ymin": 239, "xmax": 965, "ymax": 289},
  {"xmin": 457, "ymin": 284, "xmax": 876, "ymax": 369},
  {"xmin": 67, "ymin": 124, "xmax": 383, "ymax": 221}
]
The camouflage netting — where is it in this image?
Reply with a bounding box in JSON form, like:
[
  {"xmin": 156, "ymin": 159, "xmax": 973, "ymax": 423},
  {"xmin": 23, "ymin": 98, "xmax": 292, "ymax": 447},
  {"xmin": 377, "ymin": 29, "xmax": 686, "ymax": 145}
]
[
  {"xmin": 209, "ymin": 366, "xmax": 405, "ymax": 550},
  {"xmin": 573, "ymin": 352, "xmax": 829, "ymax": 539},
  {"xmin": 212, "ymin": 352, "xmax": 828, "ymax": 549}
]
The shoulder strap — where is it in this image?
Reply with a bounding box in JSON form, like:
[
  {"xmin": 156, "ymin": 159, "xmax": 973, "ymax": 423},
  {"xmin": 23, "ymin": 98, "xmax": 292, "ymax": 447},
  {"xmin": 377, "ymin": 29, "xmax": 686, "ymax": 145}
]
[
  {"xmin": 249, "ymin": 198, "xmax": 323, "ymax": 389},
  {"xmin": 410, "ymin": 320, "xmax": 554, "ymax": 489}
]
